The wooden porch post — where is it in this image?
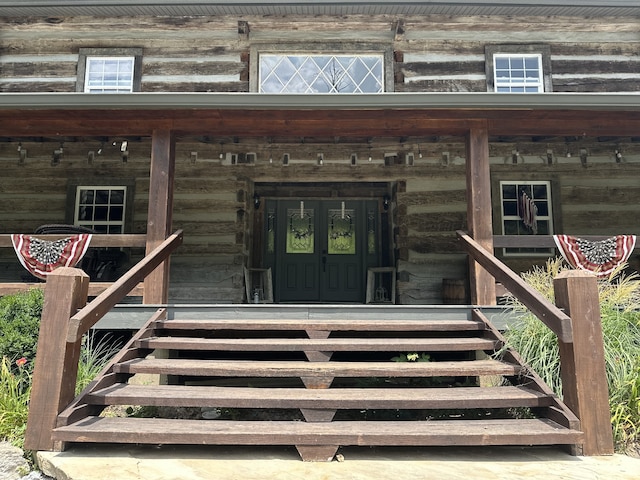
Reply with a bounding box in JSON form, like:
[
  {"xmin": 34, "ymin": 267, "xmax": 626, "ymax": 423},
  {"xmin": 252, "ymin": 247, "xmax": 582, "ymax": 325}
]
[
  {"xmin": 465, "ymin": 125, "xmax": 496, "ymax": 305},
  {"xmin": 143, "ymin": 128, "xmax": 176, "ymax": 304},
  {"xmin": 554, "ymin": 270, "xmax": 614, "ymax": 455},
  {"xmin": 24, "ymin": 268, "xmax": 89, "ymax": 451}
]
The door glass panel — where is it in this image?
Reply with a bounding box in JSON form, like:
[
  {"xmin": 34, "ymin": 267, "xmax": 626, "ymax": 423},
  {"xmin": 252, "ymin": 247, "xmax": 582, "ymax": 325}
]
[
  {"xmin": 328, "ymin": 207, "xmax": 356, "ymax": 255},
  {"xmin": 367, "ymin": 208, "xmax": 376, "ymax": 255},
  {"xmin": 267, "ymin": 207, "xmax": 276, "ymax": 254},
  {"xmin": 286, "ymin": 206, "xmax": 314, "ymax": 254}
]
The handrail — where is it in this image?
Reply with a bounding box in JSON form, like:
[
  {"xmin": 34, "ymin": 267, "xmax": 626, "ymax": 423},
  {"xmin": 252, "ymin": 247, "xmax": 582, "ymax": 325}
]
[
  {"xmin": 66, "ymin": 230, "xmax": 183, "ymax": 342},
  {"xmin": 457, "ymin": 230, "xmax": 573, "ymax": 343}
]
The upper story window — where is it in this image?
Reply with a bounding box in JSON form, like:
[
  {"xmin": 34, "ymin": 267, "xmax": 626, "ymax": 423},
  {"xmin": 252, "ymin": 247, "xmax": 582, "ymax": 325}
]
[
  {"xmin": 485, "ymin": 45, "xmax": 552, "ymax": 93},
  {"xmin": 84, "ymin": 57, "xmax": 135, "ymax": 93},
  {"xmin": 75, "ymin": 186, "xmax": 126, "ymax": 234},
  {"xmin": 76, "ymin": 48, "xmax": 143, "ymax": 93},
  {"xmin": 259, "ymin": 54, "xmax": 384, "ymax": 93},
  {"xmin": 499, "ymin": 180, "xmax": 554, "ymax": 256},
  {"xmin": 493, "ymin": 54, "xmax": 543, "ymax": 93}
]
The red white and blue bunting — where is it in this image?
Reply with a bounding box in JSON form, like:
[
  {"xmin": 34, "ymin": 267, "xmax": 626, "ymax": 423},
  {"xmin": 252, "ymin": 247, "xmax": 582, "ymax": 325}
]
[
  {"xmin": 553, "ymin": 234, "xmax": 636, "ymax": 277},
  {"xmin": 12, "ymin": 234, "xmax": 92, "ymax": 280}
]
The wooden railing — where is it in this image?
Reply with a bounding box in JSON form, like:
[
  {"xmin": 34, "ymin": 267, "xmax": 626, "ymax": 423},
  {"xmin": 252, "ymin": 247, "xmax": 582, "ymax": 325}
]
[
  {"xmin": 0, "ymin": 234, "xmax": 147, "ymax": 297},
  {"xmin": 457, "ymin": 230, "xmax": 614, "ymax": 456},
  {"xmin": 24, "ymin": 230, "xmax": 183, "ymax": 451}
]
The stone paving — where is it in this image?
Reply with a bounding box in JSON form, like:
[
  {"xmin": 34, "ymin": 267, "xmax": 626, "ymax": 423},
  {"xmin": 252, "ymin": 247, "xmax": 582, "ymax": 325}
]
[{"xmin": 35, "ymin": 444, "xmax": 640, "ymax": 480}]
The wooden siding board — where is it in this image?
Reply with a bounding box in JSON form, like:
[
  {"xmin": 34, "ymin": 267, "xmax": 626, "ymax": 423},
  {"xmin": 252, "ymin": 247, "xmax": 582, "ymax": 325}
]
[{"xmin": 141, "ymin": 82, "xmax": 248, "ymax": 93}]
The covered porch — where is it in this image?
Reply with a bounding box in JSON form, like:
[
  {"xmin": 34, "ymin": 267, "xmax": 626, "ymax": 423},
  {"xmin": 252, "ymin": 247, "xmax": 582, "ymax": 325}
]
[{"xmin": 2, "ymin": 92, "xmax": 640, "ymax": 305}]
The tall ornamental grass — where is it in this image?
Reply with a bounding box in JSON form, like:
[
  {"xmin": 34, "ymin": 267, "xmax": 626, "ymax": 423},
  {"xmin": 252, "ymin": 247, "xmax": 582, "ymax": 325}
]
[{"xmin": 503, "ymin": 258, "xmax": 640, "ymax": 452}]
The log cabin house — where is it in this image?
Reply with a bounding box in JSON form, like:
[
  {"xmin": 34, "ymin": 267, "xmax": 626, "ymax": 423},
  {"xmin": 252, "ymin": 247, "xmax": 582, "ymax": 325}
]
[
  {"xmin": 0, "ymin": 0, "xmax": 638, "ymax": 461},
  {"xmin": 1, "ymin": 0, "xmax": 639, "ymax": 306}
]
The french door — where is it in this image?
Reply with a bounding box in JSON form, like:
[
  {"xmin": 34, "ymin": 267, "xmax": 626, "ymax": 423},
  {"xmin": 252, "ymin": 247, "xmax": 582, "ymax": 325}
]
[{"xmin": 265, "ymin": 199, "xmax": 380, "ymax": 303}]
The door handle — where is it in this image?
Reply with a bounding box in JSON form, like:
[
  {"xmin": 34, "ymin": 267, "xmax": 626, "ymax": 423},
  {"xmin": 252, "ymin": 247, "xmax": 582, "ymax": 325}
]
[{"xmin": 322, "ymin": 255, "xmax": 327, "ymax": 272}]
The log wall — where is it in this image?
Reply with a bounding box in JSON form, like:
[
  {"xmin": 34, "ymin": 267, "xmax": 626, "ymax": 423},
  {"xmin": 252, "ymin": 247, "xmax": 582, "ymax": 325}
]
[{"xmin": 1, "ymin": 14, "xmax": 639, "ymax": 303}]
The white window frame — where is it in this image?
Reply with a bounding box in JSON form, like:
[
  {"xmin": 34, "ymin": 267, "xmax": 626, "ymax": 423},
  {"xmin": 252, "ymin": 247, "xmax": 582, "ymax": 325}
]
[
  {"xmin": 75, "ymin": 186, "xmax": 127, "ymax": 234},
  {"xmin": 493, "ymin": 53, "xmax": 544, "ymax": 93},
  {"xmin": 83, "ymin": 56, "xmax": 135, "ymax": 93},
  {"xmin": 77, "ymin": 48, "xmax": 142, "ymax": 93},
  {"xmin": 499, "ymin": 180, "xmax": 554, "ymax": 257}
]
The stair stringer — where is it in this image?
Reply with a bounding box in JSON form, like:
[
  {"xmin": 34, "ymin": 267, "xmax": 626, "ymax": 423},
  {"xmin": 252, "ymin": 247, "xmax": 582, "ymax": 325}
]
[
  {"xmin": 56, "ymin": 307, "xmax": 166, "ymax": 428},
  {"xmin": 472, "ymin": 308, "xmax": 582, "ymax": 454}
]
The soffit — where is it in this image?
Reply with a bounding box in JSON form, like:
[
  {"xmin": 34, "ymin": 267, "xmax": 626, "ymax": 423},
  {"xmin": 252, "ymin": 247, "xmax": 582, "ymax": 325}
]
[{"xmin": 1, "ymin": 1, "xmax": 639, "ymax": 18}]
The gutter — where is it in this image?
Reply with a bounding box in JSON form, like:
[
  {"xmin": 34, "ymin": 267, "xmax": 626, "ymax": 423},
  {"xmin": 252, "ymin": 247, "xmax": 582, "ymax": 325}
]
[{"xmin": 2, "ymin": 92, "xmax": 640, "ymax": 112}]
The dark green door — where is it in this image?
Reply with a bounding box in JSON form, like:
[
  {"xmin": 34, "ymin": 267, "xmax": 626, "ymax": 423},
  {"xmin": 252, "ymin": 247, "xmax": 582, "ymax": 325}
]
[{"xmin": 268, "ymin": 199, "xmax": 378, "ymax": 303}]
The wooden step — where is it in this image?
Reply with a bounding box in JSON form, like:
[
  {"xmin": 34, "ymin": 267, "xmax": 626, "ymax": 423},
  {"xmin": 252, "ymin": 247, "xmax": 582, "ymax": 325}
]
[
  {"xmin": 156, "ymin": 318, "xmax": 484, "ymax": 332},
  {"xmin": 53, "ymin": 416, "xmax": 583, "ymax": 446},
  {"xmin": 87, "ymin": 384, "xmax": 553, "ymax": 409},
  {"xmin": 113, "ymin": 358, "xmax": 520, "ymax": 377},
  {"xmin": 137, "ymin": 336, "xmax": 499, "ymax": 352}
]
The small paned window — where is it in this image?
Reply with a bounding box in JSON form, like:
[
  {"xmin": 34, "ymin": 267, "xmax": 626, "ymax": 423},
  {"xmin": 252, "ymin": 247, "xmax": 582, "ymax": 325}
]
[
  {"xmin": 84, "ymin": 57, "xmax": 135, "ymax": 93},
  {"xmin": 75, "ymin": 186, "xmax": 127, "ymax": 234},
  {"xmin": 77, "ymin": 48, "xmax": 142, "ymax": 93},
  {"xmin": 493, "ymin": 54, "xmax": 543, "ymax": 93},
  {"xmin": 259, "ymin": 54, "xmax": 384, "ymax": 93},
  {"xmin": 500, "ymin": 181, "xmax": 553, "ymax": 256}
]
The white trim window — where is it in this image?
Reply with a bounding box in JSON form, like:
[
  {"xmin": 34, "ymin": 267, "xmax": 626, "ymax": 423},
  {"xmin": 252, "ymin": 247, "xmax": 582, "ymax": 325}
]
[
  {"xmin": 493, "ymin": 54, "xmax": 544, "ymax": 93},
  {"xmin": 500, "ymin": 180, "xmax": 553, "ymax": 256},
  {"xmin": 84, "ymin": 57, "xmax": 135, "ymax": 93},
  {"xmin": 259, "ymin": 54, "xmax": 384, "ymax": 93},
  {"xmin": 75, "ymin": 186, "xmax": 127, "ymax": 234}
]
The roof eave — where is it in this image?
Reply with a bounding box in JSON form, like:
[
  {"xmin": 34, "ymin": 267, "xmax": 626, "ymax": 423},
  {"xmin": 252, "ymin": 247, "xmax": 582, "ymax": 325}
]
[{"xmin": 1, "ymin": 0, "xmax": 639, "ymax": 17}]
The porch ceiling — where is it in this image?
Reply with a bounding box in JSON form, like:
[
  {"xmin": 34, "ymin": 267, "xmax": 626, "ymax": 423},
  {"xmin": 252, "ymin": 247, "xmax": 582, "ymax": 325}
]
[
  {"xmin": 2, "ymin": 92, "xmax": 640, "ymax": 138},
  {"xmin": 1, "ymin": 0, "xmax": 639, "ymax": 18}
]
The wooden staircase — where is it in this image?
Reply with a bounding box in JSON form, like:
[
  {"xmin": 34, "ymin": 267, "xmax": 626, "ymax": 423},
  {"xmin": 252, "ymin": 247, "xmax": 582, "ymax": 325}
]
[{"xmin": 54, "ymin": 305, "xmax": 583, "ymax": 461}]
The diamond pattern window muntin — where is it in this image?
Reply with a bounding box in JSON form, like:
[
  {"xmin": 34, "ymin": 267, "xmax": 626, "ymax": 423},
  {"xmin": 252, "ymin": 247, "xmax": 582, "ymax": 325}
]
[{"xmin": 259, "ymin": 54, "xmax": 384, "ymax": 93}]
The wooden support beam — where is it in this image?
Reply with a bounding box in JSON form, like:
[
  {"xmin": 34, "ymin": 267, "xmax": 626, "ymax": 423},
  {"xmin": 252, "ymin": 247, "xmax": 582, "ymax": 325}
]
[
  {"xmin": 24, "ymin": 267, "xmax": 89, "ymax": 451},
  {"xmin": 144, "ymin": 129, "xmax": 175, "ymax": 304},
  {"xmin": 465, "ymin": 126, "xmax": 496, "ymax": 305},
  {"xmin": 554, "ymin": 270, "xmax": 614, "ymax": 456}
]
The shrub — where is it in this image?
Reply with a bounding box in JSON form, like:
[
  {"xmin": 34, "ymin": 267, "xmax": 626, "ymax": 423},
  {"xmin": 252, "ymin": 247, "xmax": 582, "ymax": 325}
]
[
  {"xmin": 0, "ymin": 289, "xmax": 44, "ymax": 374},
  {"xmin": 503, "ymin": 258, "xmax": 640, "ymax": 452},
  {"xmin": 0, "ymin": 289, "xmax": 122, "ymax": 448}
]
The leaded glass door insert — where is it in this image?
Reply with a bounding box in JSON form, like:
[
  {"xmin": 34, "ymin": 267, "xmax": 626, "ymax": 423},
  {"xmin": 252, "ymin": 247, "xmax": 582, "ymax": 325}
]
[
  {"xmin": 328, "ymin": 205, "xmax": 356, "ymax": 255},
  {"xmin": 286, "ymin": 204, "xmax": 314, "ymax": 254}
]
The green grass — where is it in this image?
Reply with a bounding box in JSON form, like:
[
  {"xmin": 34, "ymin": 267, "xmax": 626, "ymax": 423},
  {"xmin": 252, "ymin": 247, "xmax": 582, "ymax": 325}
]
[
  {"xmin": 503, "ymin": 259, "xmax": 640, "ymax": 452},
  {"xmin": 0, "ymin": 356, "xmax": 31, "ymax": 448}
]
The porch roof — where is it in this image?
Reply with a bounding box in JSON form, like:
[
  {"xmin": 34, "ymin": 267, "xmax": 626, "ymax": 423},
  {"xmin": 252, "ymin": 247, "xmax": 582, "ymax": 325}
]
[
  {"xmin": 1, "ymin": 92, "xmax": 640, "ymax": 138},
  {"xmin": 1, "ymin": 0, "xmax": 639, "ymax": 18}
]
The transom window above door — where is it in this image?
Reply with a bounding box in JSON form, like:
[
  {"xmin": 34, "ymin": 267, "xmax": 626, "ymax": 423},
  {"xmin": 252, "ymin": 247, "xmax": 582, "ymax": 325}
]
[{"xmin": 259, "ymin": 54, "xmax": 384, "ymax": 93}]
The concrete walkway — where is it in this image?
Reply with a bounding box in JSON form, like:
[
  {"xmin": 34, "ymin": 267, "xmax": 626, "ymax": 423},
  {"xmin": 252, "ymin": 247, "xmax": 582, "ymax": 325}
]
[{"xmin": 37, "ymin": 445, "xmax": 640, "ymax": 480}]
